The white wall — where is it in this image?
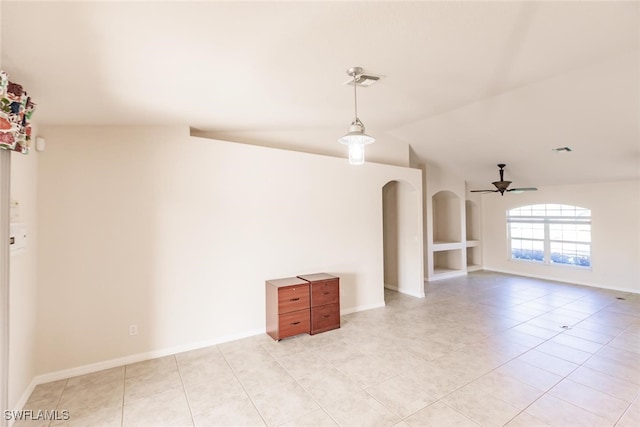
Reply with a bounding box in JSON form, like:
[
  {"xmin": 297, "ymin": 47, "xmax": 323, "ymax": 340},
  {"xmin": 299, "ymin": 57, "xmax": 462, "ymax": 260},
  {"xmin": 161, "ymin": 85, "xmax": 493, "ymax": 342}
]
[
  {"xmin": 36, "ymin": 126, "xmax": 423, "ymax": 375},
  {"xmin": 8, "ymin": 149, "xmax": 38, "ymax": 410},
  {"xmin": 482, "ymin": 180, "xmax": 640, "ymax": 293}
]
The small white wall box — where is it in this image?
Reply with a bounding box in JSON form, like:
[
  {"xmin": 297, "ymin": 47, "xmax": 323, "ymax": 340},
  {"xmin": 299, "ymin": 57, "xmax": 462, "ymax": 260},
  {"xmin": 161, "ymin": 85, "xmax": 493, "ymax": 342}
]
[{"xmin": 9, "ymin": 223, "xmax": 27, "ymax": 254}]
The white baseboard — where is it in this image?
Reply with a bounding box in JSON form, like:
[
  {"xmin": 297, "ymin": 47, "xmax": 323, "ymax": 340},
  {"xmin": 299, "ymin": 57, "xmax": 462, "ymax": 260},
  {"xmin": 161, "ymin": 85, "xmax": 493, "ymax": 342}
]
[
  {"xmin": 385, "ymin": 283, "xmax": 425, "ymax": 298},
  {"xmin": 15, "ymin": 298, "xmax": 402, "ymax": 413},
  {"xmin": 341, "ymin": 301, "xmax": 385, "ymax": 315},
  {"xmin": 427, "ymin": 270, "xmax": 467, "ymax": 282},
  {"xmin": 30, "ymin": 328, "xmax": 264, "ymax": 386},
  {"xmin": 8, "ymin": 377, "xmax": 38, "ymax": 427},
  {"xmin": 483, "ymin": 268, "xmax": 640, "ymax": 294}
]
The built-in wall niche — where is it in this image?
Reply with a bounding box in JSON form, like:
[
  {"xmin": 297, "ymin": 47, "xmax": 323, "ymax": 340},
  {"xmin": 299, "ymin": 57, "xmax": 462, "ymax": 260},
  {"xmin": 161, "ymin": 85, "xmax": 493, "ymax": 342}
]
[
  {"xmin": 467, "ymin": 247, "xmax": 481, "ymax": 271},
  {"xmin": 432, "ymin": 190, "xmax": 461, "ymax": 244},
  {"xmin": 465, "ymin": 200, "xmax": 480, "ymax": 242},
  {"xmin": 433, "ymin": 249, "xmax": 463, "ymax": 275}
]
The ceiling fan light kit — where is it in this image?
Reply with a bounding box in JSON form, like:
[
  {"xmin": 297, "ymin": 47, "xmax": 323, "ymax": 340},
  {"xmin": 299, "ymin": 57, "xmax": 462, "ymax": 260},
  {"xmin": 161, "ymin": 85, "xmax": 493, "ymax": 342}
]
[
  {"xmin": 339, "ymin": 66, "xmax": 375, "ymax": 165},
  {"xmin": 470, "ymin": 163, "xmax": 538, "ymax": 196}
]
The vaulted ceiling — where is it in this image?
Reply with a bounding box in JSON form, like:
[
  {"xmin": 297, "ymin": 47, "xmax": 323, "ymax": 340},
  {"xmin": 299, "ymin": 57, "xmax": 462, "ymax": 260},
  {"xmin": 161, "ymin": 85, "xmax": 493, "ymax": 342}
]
[{"xmin": 2, "ymin": 1, "xmax": 638, "ymax": 188}]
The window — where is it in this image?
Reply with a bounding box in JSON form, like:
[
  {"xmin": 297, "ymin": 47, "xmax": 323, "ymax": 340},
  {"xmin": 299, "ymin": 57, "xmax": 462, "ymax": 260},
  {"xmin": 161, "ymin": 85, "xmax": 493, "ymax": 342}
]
[{"xmin": 507, "ymin": 204, "xmax": 591, "ymax": 267}]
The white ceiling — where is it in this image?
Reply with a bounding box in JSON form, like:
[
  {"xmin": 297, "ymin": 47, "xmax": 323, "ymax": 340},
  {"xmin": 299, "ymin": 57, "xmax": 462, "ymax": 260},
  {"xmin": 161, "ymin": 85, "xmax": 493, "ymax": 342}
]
[{"xmin": 2, "ymin": 1, "xmax": 638, "ymax": 188}]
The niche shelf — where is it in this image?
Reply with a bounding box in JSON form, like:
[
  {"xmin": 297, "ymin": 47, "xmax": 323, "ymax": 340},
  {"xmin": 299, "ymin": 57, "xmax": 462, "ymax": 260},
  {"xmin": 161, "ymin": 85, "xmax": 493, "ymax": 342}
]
[
  {"xmin": 465, "ymin": 200, "xmax": 482, "ymax": 269},
  {"xmin": 432, "ymin": 191, "xmax": 461, "ymax": 245},
  {"xmin": 466, "ymin": 247, "xmax": 481, "ymax": 272},
  {"xmin": 433, "ymin": 249, "xmax": 464, "ymax": 278}
]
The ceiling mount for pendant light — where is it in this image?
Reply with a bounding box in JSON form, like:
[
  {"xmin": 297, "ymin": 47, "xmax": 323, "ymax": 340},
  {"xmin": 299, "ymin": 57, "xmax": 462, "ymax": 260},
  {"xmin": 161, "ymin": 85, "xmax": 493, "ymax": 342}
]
[{"xmin": 339, "ymin": 66, "xmax": 375, "ymax": 165}]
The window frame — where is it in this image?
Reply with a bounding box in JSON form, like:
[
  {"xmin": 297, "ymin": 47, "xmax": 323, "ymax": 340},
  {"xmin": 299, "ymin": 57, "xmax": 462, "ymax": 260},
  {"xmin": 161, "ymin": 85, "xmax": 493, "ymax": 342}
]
[{"xmin": 507, "ymin": 204, "xmax": 592, "ymax": 269}]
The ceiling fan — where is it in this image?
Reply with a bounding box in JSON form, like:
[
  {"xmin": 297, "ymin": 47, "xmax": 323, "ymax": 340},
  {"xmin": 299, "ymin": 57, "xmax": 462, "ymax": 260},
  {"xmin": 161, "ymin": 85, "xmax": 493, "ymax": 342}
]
[{"xmin": 470, "ymin": 164, "xmax": 537, "ymax": 196}]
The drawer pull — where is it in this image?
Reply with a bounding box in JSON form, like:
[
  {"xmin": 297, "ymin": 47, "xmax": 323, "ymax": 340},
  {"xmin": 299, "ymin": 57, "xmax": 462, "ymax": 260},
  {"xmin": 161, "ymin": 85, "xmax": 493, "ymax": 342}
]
[
  {"xmin": 322, "ymin": 291, "xmax": 330, "ymax": 295},
  {"xmin": 323, "ymin": 315, "xmax": 331, "ymax": 318},
  {"xmin": 290, "ymin": 321, "xmax": 301, "ymax": 326},
  {"xmin": 290, "ymin": 297, "xmax": 300, "ymax": 302}
]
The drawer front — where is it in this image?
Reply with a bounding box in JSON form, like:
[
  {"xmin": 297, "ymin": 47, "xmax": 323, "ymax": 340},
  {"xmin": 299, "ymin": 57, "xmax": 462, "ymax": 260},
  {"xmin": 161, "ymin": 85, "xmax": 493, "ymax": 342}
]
[
  {"xmin": 278, "ymin": 310, "xmax": 310, "ymax": 339},
  {"xmin": 278, "ymin": 284, "xmax": 310, "ymax": 313},
  {"xmin": 310, "ymin": 303, "xmax": 340, "ymax": 334},
  {"xmin": 310, "ymin": 280, "xmax": 339, "ymax": 307}
]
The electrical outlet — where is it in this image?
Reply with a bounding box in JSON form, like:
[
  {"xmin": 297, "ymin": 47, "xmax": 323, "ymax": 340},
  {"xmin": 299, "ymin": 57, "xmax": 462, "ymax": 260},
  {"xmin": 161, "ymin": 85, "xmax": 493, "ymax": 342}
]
[{"xmin": 129, "ymin": 324, "xmax": 138, "ymax": 336}]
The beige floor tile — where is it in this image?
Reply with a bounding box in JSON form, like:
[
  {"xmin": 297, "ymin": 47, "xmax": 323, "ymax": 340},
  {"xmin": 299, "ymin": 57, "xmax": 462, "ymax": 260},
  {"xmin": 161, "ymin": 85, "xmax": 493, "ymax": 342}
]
[
  {"xmin": 175, "ymin": 345, "xmax": 223, "ymax": 366},
  {"xmin": 12, "ymin": 418, "xmax": 51, "ymax": 427},
  {"xmin": 583, "ymin": 354, "xmax": 640, "ymax": 385},
  {"xmin": 404, "ymin": 401, "xmax": 479, "ymax": 426},
  {"xmin": 323, "ymin": 390, "xmax": 400, "ymax": 427},
  {"xmin": 58, "ymin": 378, "xmax": 124, "ymax": 420},
  {"xmin": 261, "ymin": 333, "xmax": 313, "ymax": 358},
  {"xmin": 51, "ymin": 406, "xmax": 121, "ymax": 427},
  {"xmin": 608, "ymin": 330, "xmax": 640, "ymax": 354},
  {"xmin": 495, "ymin": 358, "xmax": 563, "ymax": 391},
  {"xmin": 251, "ymin": 381, "xmax": 319, "ymax": 426},
  {"xmin": 525, "ymin": 394, "xmax": 612, "ymax": 427},
  {"xmin": 125, "ymin": 355, "xmax": 177, "ymax": 378},
  {"xmin": 468, "ymin": 370, "xmax": 545, "ymax": 409},
  {"xmin": 617, "ymin": 398, "xmax": 640, "ymax": 427},
  {"xmin": 527, "ymin": 316, "xmax": 573, "ymax": 331},
  {"xmin": 279, "ymin": 409, "xmax": 338, "ymax": 427},
  {"xmin": 177, "ymin": 353, "xmax": 235, "ymax": 387},
  {"xmin": 587, "ymin": 312, "xmax": 638, "ymax": 330},
  {"xmin": 124, "ymin": 369, "xmax": 183, "ymax": 403},
  {"xmin": 511, "ymin": 323, "xmax": 559, "ymax": 340},
  {"xmin": 504, "ymin": 412, "xmax": 550, "ymax": 426},
  {"xmin": 535, "ymin": 340, "xmax": 593, "ymax": 364},
  {"xmin": 298, "ymin": 366, "xmax": 363, "ymax": 407},
  {"xmin": 26, "ymin": 380, "xmax": 67, "ymax": 407},
  {"xmin": 568, "ymin": 365, "xmax": 640, "ymax": 403},
  {"xmin": 399, "ymin": 362, "xmax": 468, "ymax": 399},
  {"xmin": 365, "ymin": 375, "xmax": 436, "ymax": 418},
  {"xmin": 550, "ymin": 333, "xmax": 604, "ymax": 353},
  {"xmin": 574, "ymin": 319, "xmax": 626, "ymax": 336},
  {"xmin": 428, "ymin": 350, "xmax": 498, "ymax": 383},
  {"xmin": 123, "ymin": 387, "xmax": 192, "ymax": 427},
  {"xmin": 441, "ymin": 384, "xmax": 521, "ymax": 427},
  {"xmin": 65, "ymin": 367, "xmax": 124, "ymax": 389},
  {"xmin": 234, "ymin": 359, "xmax": 297, "ymax": 395},
  {"xmin": 549, "ymin": 378, "xmax": 629, "ymax": 423},
  {"xmin": 515, "ymin": 349, "xmax": 579, "ymax": 376},
  {"xmin": 563, "ymin": 326, "xmax": 615, "ymax": 344},
  {"xmin": 19, "ymin": 273, "xmax": 640, "ymax": 427},
  {"xmin": 332, "ymin": 353, "xmax": 397, "ymax": 388},
  {"xmin": 312, "ymin": 341, "xmax": 367, "ymax": 365},
  {"xmin": 596, "ymin": 345, "xmax": 640, "ymax": 366},
  {"xmin": 493, "ymin": 329, "xmax": 546, "ymax": 349},
  {"xmin": 402, "ymin": 337, "xmax": 458, "ymax": 361},
  {"xmin": 193, "ymin": 394, "xmax": 266, "ymax": 426},
  {"xmin": 185, "ymin": 373, "xmax": 247, "ymax": 416},
  {"xmin": 278, "ymin": 350, "xmax": 334, "ymax": 380}
]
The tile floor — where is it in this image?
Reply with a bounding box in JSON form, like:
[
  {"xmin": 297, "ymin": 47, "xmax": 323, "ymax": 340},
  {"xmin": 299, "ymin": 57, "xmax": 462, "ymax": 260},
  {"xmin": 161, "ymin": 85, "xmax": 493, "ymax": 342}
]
[{"xmin": 16, "ymin": 271, "xmax": 640, "ymax": 427}]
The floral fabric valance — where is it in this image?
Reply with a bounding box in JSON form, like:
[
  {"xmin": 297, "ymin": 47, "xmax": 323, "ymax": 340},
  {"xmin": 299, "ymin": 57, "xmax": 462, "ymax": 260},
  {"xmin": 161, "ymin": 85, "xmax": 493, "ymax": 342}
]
[{"xmin": 0, "ymin": 70, "xmax": 36, "ymax": 154}]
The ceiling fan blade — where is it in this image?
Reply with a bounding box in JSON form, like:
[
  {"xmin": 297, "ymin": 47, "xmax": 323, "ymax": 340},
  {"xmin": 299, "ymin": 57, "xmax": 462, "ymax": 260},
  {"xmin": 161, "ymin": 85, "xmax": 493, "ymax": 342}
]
[
  {"xmin": 470, "ymin": 190, "xmax": 498, "ymax": 193},
  {"xmin": 508, "ymin": 187, "xmax": 538, "ymax": 193}
]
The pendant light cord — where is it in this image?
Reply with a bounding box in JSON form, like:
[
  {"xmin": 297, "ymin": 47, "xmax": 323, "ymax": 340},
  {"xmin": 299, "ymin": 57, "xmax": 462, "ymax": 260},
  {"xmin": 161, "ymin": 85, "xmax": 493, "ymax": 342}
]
[{"xmin": 353, "ymin": 72, "xmax": 358, "ymax": 122}]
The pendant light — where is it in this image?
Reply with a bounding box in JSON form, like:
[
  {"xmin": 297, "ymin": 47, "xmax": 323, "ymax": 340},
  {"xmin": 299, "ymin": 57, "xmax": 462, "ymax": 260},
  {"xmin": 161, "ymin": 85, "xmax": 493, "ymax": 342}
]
[{"xmin": 338, "ymin": 67, "xmax": 374, "ymax": 165}]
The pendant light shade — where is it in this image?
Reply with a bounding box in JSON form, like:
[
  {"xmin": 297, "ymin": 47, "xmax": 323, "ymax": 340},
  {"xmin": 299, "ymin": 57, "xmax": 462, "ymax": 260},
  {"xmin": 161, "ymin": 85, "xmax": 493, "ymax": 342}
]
[{"xmin": 339, "ymin": 67, "xmax": 375, "ymax": 165}]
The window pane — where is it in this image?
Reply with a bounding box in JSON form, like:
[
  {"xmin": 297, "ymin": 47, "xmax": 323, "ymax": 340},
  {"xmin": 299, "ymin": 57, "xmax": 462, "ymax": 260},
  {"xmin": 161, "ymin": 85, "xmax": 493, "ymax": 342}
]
[
  {"xmin": 510, "ymin": 223, "xmax": 543, "ymax": 239},
  {"xmin": 550, "ymin": 241, "xmax": 591, "ymax": 267},
  {"xmin": 511, "ymin": 239, "xmax": 544, "ymax": 262},
  {"xmin": 507, "ymin": 203, "xmax": 591, "ymax": 268}
]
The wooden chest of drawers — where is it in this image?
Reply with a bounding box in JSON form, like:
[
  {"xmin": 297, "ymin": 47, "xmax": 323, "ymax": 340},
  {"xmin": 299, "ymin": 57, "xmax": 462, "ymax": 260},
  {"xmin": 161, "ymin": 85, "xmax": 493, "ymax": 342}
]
[
  {"xmin": 265, "ymin": 277, "xmax": 310, "ymax": 341},
  {"xmin": 297, "ymin": 273, "xmax": 340, "ymax": 335}
]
